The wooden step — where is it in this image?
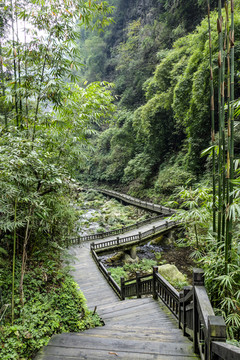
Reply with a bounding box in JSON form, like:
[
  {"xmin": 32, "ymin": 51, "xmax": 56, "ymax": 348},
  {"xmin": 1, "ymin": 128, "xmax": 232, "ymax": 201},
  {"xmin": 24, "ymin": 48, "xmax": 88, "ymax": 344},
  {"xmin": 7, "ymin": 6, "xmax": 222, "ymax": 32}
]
[
  {"xmin": 34, "ymin": 231, "xmax": 200, "ymax": 360},
  {"xmin": 35, "ymin": 333, "xmax": 198, "ymax": 359},
  {"xmin": 61, "ymin": 328, "xmax": 189, "ymax": 343},
  {"xmin": 35, "ymin": 350, "xmax": 199, "ymax": 360},
  {"xmin": 85, "ymin": 323, "xmax": 184, "ymax": 332}
]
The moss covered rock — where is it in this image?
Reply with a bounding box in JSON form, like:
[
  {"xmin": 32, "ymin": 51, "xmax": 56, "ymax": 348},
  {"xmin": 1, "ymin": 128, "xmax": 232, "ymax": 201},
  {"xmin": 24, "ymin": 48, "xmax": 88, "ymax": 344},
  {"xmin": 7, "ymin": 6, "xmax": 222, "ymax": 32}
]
[{"xmin": 158, "ymin": 264, "xmax": 186, "ymax": 283}]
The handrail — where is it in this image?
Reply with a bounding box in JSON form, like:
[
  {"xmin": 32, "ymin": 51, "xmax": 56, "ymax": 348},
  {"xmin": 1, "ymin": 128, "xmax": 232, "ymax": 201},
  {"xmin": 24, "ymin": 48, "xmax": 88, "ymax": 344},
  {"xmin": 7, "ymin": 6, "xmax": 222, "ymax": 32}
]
[
  {"xmin": 154, "ymin": 271, "xmax": 179, "ymax": 318},
  {"xmin": 91, "ymin": 245, "xmax": 121, "ymax": 298},
  {"xmin": 91, "ymin": 220, "xmax": 177, "ymax": 252},
  {"xmin": 96, "ymin": 188, "xmax": 176, "ymax": 215},
  {"xmin": 76, "ymin": 187, "xmax": 240, "ymax": 359},
  {"xmin": 90, "ymin": 238, "xmax": 240, "ymax": 360},
  {"xmin": 80, "ymin": 187, "xmax": 176, "ymax": 215},
  {"xmin": 212, "ymin": 342, "xmax": 240, "ymax": 360},
  {"xmin": 70, "ymin": 214, "xmax": 165, "ymax": 244}
]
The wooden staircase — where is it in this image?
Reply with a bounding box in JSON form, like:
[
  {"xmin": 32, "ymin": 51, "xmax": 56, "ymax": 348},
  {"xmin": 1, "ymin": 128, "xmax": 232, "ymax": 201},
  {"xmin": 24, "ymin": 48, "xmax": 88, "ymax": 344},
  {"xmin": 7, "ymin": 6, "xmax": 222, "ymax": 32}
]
[
  {"xmin": 35, "ymin": 297, "xmax": 199, "ymax": 359},
  {"xmin": 34, "ymin": 242, "xmax": 199, "ymax": 360},
  {"xmin": 34, "ymin": 190, "xmax": 240, "ymax": 360}
]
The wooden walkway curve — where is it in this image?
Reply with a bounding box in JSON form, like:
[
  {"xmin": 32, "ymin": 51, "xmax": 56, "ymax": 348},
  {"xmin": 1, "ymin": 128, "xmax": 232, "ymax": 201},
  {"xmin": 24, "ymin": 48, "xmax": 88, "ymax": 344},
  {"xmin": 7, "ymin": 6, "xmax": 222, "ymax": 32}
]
[{"xmin": 35, "ymin": 218, "xmax": 200, "ymax": 360}]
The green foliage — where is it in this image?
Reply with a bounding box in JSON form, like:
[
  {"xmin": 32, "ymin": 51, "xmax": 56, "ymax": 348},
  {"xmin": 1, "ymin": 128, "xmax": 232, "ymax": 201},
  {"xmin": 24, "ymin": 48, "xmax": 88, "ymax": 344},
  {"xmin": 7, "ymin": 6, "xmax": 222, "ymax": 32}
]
[
  {"xmin": 109, "ymin": 259, "xmax": 188, "ymax": 291},
  {"xmin": 123, "ymin": 259, "xmax": 157, "ymax": 274},
  {"xmin": 0, "ymin": 256, "xmax": 101, "ymax": 359},
  {"xmin": 109, "ymin": 259, "xmax": 157, "ymax": 286},
  {"xmin": 198, "ymin": 235, "xmax": 240, "ymax": 340},
  {"xmin": 86, "ymin": 109, "xmax": 136, "ymax": 183},
  {"xmin": 80, "ymin": 4, "xmax": 240, "ymax": 189},
  {"xmin": 169, "ymin": 186, "xmax": 213, "ymax": 248},
  {"xmin": 77, "ymin": 190, "xmax": 152, "ymax": 235},
  {"xmin": 154, "ymin": 157, "xmax": 196, "ymax": 197},
  {"xmin": 108, "ymin": 267, "xmax": 128, "ymax": 285},
  {"xmin": 112, "ymin": 19, "xmax": 163, "ymax": 108},
  {"xmin": 170, "ymin": 183, "xmax": 240, "ymax": 340},
  {"xmin": 0, "ymin": 2, "xmax": 115, "ymax": 357},
  {"xmin": 123, "ymin": 153, "xmax": 156, "ymax": 186}
]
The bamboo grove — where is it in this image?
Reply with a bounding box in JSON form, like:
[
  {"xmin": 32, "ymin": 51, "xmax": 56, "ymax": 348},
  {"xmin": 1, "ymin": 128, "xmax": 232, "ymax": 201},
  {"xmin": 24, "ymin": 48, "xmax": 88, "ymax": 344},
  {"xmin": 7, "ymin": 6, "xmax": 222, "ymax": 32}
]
[
  {"xmin": 0, "ymin": 0, "xmax": 115, "ymax": 326},
  {"xmin": 207, "ymin": 0, "xmax": 235, "ymax": 273}
]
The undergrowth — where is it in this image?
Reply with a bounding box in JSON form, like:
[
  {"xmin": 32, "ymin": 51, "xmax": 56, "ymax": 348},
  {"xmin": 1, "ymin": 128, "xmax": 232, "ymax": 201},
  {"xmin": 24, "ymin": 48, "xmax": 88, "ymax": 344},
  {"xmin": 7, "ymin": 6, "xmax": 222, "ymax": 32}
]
[
  {"xmin": 0, "ymin": 254, "xmax": 102, "ymax": 360},
  {"xmin": 109, "ymin": 258, "xmax": 188, "ymax": 291}
]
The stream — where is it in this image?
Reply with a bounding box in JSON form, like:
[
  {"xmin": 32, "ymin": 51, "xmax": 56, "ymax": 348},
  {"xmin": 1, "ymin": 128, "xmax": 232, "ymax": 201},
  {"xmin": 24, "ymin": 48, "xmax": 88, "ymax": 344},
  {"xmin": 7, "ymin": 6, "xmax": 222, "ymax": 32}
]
[
  {"xmin": 77, "ymin": 207, "xmax": 102, "ymax": 236},
  {"xmin": 76, "ymin": 191, "xmax": 194, "ymax": 283}
]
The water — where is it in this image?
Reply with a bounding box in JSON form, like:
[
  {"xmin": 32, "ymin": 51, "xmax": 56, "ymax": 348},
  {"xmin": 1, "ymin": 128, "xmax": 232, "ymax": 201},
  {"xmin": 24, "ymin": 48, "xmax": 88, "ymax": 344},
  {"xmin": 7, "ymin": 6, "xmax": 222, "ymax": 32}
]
[
  {"xmin": 137, "ymin": 242, "xmax": 164, "ymax": 260},
  {"xmin": 77, "ymin": 207, "xmax": 102, "ymax": 236}
]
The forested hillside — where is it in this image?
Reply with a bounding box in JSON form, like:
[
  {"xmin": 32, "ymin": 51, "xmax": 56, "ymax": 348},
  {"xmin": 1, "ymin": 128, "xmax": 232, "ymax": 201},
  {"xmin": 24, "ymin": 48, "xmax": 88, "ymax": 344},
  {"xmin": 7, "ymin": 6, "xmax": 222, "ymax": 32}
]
[
  {"xmin": 77, "ymin": 2, "xmax": 240, "ymax": 345},
  {"xmin": 78, "ymin": 0, "xmax": 240, "ymax": 200}
]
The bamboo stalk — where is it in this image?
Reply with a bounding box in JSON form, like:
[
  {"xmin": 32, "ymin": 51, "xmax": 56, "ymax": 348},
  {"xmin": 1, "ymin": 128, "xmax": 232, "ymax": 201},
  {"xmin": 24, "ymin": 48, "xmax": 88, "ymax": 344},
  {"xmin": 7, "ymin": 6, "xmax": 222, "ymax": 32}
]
[
  {"xmin": 19, "ymin": 207, "xmax": 33, "ymax": 307},
  {"xmin": 226, "ymin": 0, "xmax": 234, "ymax": 269},
  {"xmin": 15, "ymin": 0, "xmax": 23, "ymax": 126},
  {"xmin": 10, "ymin": 0, "xmax": 19, "ymax": 127},
  {"xmin": 12, "ymin": 198, "xmax": 17, "ymax": 325},
  {"xmin": 32, "ymin": 39, "xmax": 50, "ymax": 142},
  {"xmin": 0, "ymin": 40, "xmax": 8, "ymax": 128},
  {"xmin": 207, "ymin": 0, "xmax": 216, "ymax": 234},
  {"xmin": 225, "ymin": 0, "xmax": 231, "ymax": 273},
  {"xmin": 217, "ymin": 0, "xmax": 223, "ymax": 244},
  {"xmin": 221, "ymin": 19, "xmax": 226, "ymax": 240},
  {"xmin": 24, "ymin": 9, "xmax": 29, "ymax": 132}
]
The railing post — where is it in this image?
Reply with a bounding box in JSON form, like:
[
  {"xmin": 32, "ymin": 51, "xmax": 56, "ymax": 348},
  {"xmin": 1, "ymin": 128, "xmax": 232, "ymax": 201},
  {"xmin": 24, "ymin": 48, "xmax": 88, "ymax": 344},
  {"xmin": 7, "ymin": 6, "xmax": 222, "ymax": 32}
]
[
  {"xmin": 182, "ymin": 286, "xmax": 192, "ymax": 336},
  {"xmin": 121, "ymin": 277, "xmax": 125, "ymax": 300},
  {"xmin": 90, "ymin": 242, "xmax": 94, "ymax": 251},
  {"xmin": 152, "ymin": 266, "xmax": 158, "ymax": 300},
  {"xmin": 207, "ymin": 316, "xmax": 226, "ymax": 360},
  {"xmin": 136, "ymin": 272, "xmax": 141, "ymax": 298},
  {"xmin": 193, "ymin": 268, "xmax": 204, "ymax": 354},
  {"xmin": 138, "ymin": 232, "xmax": 141, "ymax": 240},
  {"xmin": 117, "ymin": 237, "xmax": 120, "ymax": 246},
  {"xmin": 179, "ymin": 291, "xmax": 183, "ymax": 329},
  {"xmin": 193, "ymin": 268, "xmax": 204, "ymax": 286}
]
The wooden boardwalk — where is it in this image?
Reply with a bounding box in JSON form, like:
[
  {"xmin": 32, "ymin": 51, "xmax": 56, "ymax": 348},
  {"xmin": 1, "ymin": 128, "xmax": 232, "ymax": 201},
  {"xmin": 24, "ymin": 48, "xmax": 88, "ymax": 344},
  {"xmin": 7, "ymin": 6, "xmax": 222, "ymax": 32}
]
[{"xmin": 35, "ymin": 220, "xmax": 200, "ymax": 360}]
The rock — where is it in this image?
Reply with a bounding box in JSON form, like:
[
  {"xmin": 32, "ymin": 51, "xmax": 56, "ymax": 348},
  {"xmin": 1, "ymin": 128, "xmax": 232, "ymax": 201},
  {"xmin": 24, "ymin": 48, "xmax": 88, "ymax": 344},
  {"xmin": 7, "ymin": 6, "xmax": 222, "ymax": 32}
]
[
  {"xmin": 106, "ymin": 251, "xmax": 125, "ymax": 263},
  {"xmin": 124, "ymin": 254, "xmax": 139, "ymax": 264},
  {"xmin": 158, "ymin": 264, "xmax": 186, "ymax": 283},
  {"xmin": 150, "ymin": 235, "xmax": 163, "ymax": 245},
  {"xmin": 130, "ymin": 246, "xmax": 137, "ymax": 259}
]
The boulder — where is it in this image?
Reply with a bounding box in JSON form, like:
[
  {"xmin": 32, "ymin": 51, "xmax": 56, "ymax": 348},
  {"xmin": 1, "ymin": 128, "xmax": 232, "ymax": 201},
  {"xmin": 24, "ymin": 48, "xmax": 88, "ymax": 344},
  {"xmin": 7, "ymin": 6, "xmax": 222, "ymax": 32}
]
[
  {"xmin": 106, "ymin": 251, "xmax": 125, "ymax": 263},
  {"xmin": 158, "ymin": 264, "xmax": 186, "ymax": 283},
  {"xmin": 124, "ymin": 254, "xmax": 139, "ymax": 264}
]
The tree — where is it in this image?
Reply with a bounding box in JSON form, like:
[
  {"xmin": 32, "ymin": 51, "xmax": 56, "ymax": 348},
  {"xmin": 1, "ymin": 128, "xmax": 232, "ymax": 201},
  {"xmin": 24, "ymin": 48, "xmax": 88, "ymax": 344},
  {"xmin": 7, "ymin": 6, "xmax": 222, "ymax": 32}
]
[{"xmin": 0, "ymin": 0, "xmax": 115, "ymax": 318}]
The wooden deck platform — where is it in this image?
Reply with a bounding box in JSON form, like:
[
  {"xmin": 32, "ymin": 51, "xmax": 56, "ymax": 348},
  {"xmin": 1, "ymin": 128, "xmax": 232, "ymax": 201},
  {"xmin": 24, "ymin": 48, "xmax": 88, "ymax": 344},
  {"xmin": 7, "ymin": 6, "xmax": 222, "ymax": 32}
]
[{"xmin": 35, "ymin": 222, "xmax": 200, "ymax": 360}]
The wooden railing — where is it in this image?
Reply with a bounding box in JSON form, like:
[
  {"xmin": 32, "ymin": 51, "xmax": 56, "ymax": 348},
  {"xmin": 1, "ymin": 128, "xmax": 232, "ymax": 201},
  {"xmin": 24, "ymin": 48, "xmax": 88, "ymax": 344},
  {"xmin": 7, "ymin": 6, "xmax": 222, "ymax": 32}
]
[
  {"xmin": 90, "ymin": 239, "xmax": 240, "ymax": 360},
  {"xmin": 76, "ymin": 187, "xmax": 239, "ymax": 359},
  {"xmin": 91, "ymin": 245, "xmax": 122, "ymax": 299},
  {"xmin": 153, "ymin": 266, "xmax": 180, "ymax": 318},
  {"xmin": 96, "ymin": 188, "xmax": 176, "ymax": 215},
  {"xmin": 69, "ymin": 214, "xmax": 165, "ymax": 244},
  {"xmin": 121, "ymin": 273, "xmax": 153, "ymax": 300},
  {"xmin": 90, "ymin": 220, "xmax": 177, "ymax": 252}
]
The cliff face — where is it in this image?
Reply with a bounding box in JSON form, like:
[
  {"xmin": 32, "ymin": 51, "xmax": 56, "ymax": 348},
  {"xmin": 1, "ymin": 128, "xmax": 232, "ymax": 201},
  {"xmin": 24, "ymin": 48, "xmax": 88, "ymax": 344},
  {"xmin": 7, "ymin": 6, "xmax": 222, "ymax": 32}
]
[
  {"xmin": 118, "ymin": 0, "xmax": 162, "ymax": 24},
  {"xmin": 109, "ymin": 0, "xmax": 162, "ymax": 46},
  {"xmin": 103, "ymin": 0, "xmax": 163, "ymax": 83}
]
